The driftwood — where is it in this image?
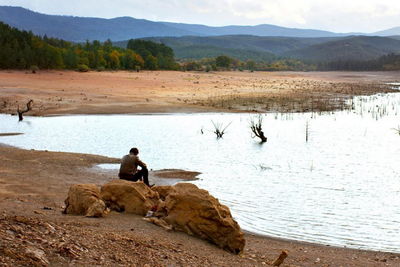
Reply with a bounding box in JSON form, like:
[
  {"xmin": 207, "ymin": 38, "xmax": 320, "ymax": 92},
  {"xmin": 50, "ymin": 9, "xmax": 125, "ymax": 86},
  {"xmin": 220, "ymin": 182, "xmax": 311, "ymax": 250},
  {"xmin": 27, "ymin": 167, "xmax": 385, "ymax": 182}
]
[
  {"xmin": 17, "ymin": 100, "xmax": 33, "ymax": 121},
  {"xmin": 250, "ymin": 115, "xmax": 267, "ymax": 143},
  {"xmin": 272, "ymin": 250, "xmax": 288, "ymax": 266}
]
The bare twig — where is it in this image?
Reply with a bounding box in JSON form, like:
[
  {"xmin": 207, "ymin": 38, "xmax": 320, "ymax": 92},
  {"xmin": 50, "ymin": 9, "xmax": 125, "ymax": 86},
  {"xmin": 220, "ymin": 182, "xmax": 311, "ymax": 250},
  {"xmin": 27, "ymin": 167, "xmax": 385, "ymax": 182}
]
[
  {"xmin": 250, "ymin": 115, "xmax": 267, "ymax": 143},
  {"xmin": 211, "ymin": 120, "xmax": 232, "ymax": 139},
  {"xmin": 392, "ymin": 126, "xmax": 400, "ymax": 135},
  {"xmin": 17, "ymin": 99, "xmax": 33, "ymax": 121}
]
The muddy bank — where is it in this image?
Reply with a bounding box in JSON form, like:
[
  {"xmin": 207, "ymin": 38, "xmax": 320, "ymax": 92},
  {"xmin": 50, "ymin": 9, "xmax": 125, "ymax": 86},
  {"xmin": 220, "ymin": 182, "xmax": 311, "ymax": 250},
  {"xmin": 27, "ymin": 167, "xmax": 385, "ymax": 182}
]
[
  {"xmin": 0, "ymin": 70, "xmax": 398, "ymax": 116},
  {"xmin": 0, "ymin": 145, "xmax": 399, "ymax": 266}
]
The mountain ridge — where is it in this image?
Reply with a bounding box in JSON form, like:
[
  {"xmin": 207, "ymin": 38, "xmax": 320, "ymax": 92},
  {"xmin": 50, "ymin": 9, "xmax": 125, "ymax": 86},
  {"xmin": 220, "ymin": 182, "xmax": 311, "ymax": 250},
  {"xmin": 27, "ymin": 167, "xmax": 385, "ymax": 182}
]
[
  {"xmin": 283, "ymin": 36, "xmax": 400, "ymax": 61},
  {"xmin": 114, "ymin": 35, "xmax": 400, "ymax": 62},
  {"xmin": 3, "ymin": 6, "xmax": 399, "ymax": 42},
  {"xmin": 1, "ymin": 6, "xmax": 400, "ymax": 63}
]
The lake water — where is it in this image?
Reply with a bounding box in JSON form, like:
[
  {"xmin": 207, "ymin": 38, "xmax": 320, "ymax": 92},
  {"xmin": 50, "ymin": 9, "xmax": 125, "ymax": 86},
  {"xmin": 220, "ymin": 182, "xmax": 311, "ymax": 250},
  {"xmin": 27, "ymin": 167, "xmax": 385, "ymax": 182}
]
[{"xmin": 1, "ymin": 92, "xmax": 400, "ymax": 253}]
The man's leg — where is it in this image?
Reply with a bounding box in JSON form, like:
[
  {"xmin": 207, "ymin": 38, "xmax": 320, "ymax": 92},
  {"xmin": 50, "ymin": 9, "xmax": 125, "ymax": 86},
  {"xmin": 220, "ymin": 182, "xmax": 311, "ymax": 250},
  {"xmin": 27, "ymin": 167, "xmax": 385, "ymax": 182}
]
[
  {"xmin": 141, "ymin": 167, "xmax": 149, "ymax": 186},
  {"xmin": 119, "ymin": 173, "xmax": 137, "ymax": 181},
  {"xmin": 133, "ymin": 167, "xmax": 149, "ymax": 186}
]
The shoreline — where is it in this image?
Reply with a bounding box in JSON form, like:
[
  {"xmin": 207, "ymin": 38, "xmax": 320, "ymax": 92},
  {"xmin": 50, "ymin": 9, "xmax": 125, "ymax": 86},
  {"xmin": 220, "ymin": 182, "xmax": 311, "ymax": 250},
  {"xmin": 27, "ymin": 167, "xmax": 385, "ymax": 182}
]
[
  {"xmin": 0, "ymin": 142, "xmax": 397, "ymax": 254},
  {"xmin": 1, "ymin": 70, "xmax": 400, "ymax": 265},
  {"xmin": 0, "ymin": 144, "xmax": 399, "ymax": 266},
  {"xmin": 0, "ymin": 70, "xmax": 399, "ymax": 117}
]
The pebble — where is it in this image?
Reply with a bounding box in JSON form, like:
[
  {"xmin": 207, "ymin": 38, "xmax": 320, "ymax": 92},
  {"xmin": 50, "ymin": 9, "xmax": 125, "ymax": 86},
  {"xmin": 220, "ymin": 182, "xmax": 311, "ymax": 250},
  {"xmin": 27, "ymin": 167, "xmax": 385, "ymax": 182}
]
[
  {"xmin": 43, "ymin": 222, "xmax": 56, "ymax": 232},
  {"xmin": 25, "ymin": 247, "xmax": 49, "ymax": 266},
  {"xmin": 34, "ymin": 210, "xmax": 45, "ymax": 215}
]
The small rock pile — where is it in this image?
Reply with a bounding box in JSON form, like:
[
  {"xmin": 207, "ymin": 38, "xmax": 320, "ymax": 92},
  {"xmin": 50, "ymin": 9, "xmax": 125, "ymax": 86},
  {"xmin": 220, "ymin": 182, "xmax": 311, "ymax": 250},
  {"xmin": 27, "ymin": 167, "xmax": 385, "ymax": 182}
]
[
  {"xmin": 0, "ymin": 215, "xmax": 85, "ymax": 266},
  {"xmin": 0, "ymin": 214, "xmax": 217, "ymax": 266},
  {"xmin": 64, "ymin": 180, "xmax": 246, "ymax": 254}
]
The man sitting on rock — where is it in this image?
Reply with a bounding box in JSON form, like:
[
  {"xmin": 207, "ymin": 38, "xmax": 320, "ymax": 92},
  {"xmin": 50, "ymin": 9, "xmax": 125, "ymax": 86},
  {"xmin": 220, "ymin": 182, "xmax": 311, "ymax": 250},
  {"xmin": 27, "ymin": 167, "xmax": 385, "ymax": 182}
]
[{"xmin": 119, "ymin": 147, "xmax": 151, "ymax": 186}]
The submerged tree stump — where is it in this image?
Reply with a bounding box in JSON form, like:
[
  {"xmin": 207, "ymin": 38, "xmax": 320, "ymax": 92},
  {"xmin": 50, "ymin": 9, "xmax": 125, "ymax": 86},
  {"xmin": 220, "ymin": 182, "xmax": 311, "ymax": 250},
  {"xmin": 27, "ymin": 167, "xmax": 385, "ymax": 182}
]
[
  {"xmin": 250, "ymin": 115, "xmax": 267, "ymax": 143},
  {"xmin": 17, "ymin": 100, "xmax": 33, "ymax": 121}
]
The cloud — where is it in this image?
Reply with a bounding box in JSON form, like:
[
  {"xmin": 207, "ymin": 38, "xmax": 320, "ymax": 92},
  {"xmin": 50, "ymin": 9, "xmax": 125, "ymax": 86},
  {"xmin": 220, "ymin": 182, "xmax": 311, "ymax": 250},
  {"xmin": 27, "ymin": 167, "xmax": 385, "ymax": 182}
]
[{"xmin": 0, "ymin": 0, "xmax": 399, "ymax": 32}]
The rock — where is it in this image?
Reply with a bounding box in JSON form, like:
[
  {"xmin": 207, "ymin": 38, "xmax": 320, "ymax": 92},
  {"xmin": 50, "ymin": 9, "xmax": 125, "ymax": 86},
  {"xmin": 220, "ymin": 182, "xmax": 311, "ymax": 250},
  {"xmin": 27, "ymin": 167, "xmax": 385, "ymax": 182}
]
[
  {"xmin": 101, "ymin": 180, "xmax": 159, "ymax": 216},
  {"xmin": 152, "ymin": 185, "xmax": 173, "ymax": 200},
  {"xmin": 42, "ymin": 223, "xmax": 55, "ymax": 233},
  {"xmin": 143, "ymin": 217, "xmax": 173, "ymax": 231},
  {"xmin": 155, "ymin": 183, "xmax": 245, "ymax": 254},
  {"xmin": 64, "ymin": 184, "xmax": 107, "ymax": 217},
  {"xmin": 25, "ymin": 247, "xmax": 49, "ymax": 266}
]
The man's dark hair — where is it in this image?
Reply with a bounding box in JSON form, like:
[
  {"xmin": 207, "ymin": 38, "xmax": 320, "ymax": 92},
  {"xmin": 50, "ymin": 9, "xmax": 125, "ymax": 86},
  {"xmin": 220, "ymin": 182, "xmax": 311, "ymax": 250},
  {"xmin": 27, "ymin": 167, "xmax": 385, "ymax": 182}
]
[{"xmin": 129, "ymin": 147, "xmax": 139, "ymax": 155}]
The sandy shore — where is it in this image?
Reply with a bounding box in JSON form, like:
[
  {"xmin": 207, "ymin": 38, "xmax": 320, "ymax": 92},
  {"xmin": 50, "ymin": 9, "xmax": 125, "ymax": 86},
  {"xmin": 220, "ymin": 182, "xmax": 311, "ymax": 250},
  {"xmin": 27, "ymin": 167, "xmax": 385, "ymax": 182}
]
[
  {"xmin": 1, "ymin": 70, "xmax": 400, "ymax": 266},
  {"xmin": 0, "ymin": 144, "xmax": 399, "ymax": 266},
  {"xmin": 0, "ymin": 70, "xmax": 399, "ymax": 116}
]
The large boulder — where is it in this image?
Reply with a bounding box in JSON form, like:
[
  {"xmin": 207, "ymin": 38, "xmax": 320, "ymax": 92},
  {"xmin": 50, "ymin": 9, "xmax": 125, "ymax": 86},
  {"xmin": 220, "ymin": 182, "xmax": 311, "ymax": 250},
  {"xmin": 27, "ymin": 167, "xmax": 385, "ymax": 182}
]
[
  {"xmin": 101, "ymin": 179, "xmax": 159, "ymax": 216},
  {"xmin": 152, "ymin": 185, "xmax": 173, "ymax": 201},
  {"xmin": 64, "ymin": 184, "xmax": 107, "ymax": 217},
  {"xmin": 154, "ymin": 183, "xmax": 245, "ymax": 254}
]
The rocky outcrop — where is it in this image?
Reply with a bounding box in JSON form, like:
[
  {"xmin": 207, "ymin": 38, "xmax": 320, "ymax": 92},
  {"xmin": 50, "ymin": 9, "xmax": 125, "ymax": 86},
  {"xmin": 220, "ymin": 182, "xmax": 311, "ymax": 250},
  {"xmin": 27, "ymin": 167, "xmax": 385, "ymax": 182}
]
[
  {"xmin": 153, "ymin": 183, "xmax": 245, "ymax": 254},
  {"xmin": 152, "ymin": 185, "xmax": 173, "ymax": 201},
  {"xmin": 64, "ymin": 184, "xmax": 107, "ymax": 217},
  {"xmin": 64, "ymin": 181, "xmax": 245, "ymax": 254},
  {"xmin": 100, "ymin": 179, "xmax": 159, "ymax": 216}
]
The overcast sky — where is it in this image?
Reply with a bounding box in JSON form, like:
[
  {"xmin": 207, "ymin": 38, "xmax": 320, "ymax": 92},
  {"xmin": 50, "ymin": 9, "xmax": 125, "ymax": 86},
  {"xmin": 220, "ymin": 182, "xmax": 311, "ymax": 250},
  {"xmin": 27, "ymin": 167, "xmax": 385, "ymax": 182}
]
[{"xmin": 1, "ymin": 0, "xmax": 399, "ymax": 33}]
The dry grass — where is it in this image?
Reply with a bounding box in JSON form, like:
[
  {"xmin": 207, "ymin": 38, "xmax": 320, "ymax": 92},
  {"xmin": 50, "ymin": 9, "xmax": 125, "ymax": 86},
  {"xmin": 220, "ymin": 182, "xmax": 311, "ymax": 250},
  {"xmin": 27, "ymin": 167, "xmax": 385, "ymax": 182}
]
[{"xmin": 195, "ymin": 82, "xmax": 394, "ymax": 113}]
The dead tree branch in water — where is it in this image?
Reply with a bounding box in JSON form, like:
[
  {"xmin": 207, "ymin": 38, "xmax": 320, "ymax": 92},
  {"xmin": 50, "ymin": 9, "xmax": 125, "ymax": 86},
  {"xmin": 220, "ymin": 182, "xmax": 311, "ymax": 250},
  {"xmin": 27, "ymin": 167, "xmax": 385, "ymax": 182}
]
[
  {"xmin": 17, "ymin": 100, "xmax": 33, "ymax": 121},
  {"xmin": 211, "ymin": 120, "xmax": 232, "ymax": 139},
  {"xmin": 250, "ymin": 115, "xmax": 267, "ymax": 143},
  {"xmin": 305, "ymin": 120, "xmax": 309, "ymax": 142},
  {"xmin": 393, "ymin": 126, "xmax": 400, "ymax": 136}
]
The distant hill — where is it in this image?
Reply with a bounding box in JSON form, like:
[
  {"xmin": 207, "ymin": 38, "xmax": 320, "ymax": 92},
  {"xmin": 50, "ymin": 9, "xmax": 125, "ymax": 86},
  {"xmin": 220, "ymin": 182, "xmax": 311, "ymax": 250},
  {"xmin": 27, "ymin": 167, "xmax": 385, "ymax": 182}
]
[
  {"xmin": 117, "ymin": 35, "xmax": 400, "ymax": 62},
  {"xmin": 115, "ymin": 38, "xmax": 276, "ymax": 61},
  {"xmin": 2, "ymin": 6, "xmax": 400, "ymax": 63},
  {"xmin": 282, "ymin": 36, "xmax": 400, "ymax": 61},
  {"xmin": 0, "ymin": 6, "xmax": 196, "ymax": 42},
  {"xmin": 143, "ymin": 35, "xmax": 338, "ymax": 55},
  {"xmin": 162, "ymin": 22, "xmax": 346, "ymax": 38},
  {"xmin": 374, "ymin": 27, "xmax": 400, "ymax": 36},
  {"xmin": 0, "ymin": 6, "xmax": 354, "ymax": 42},
  {"xmin": 389, "ymin": 36, "xmax": 400, "ymax": 41}
]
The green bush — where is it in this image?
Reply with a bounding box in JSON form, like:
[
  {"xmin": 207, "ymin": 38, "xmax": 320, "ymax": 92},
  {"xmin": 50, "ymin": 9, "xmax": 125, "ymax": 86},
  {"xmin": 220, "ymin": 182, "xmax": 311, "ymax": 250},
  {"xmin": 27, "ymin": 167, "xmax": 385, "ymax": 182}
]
[
  {"xmin": 30, "ymin": 65, "xmax": 39, "ymax": 73},
  {"xmin": 96, "ymin": 66, "xmax": 106, "ymax": 72},
  {"xmin": 77, "ymin": 64, "xmax": 89, "ymax": 72}
]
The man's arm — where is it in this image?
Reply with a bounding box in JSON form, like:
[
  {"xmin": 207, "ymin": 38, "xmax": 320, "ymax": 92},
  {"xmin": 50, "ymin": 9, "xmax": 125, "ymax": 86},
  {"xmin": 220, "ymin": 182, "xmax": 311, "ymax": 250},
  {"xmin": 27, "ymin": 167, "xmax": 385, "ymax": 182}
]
[{"xmin": 137, "ymin": 157, "xmax": 147, "ymax": 168}]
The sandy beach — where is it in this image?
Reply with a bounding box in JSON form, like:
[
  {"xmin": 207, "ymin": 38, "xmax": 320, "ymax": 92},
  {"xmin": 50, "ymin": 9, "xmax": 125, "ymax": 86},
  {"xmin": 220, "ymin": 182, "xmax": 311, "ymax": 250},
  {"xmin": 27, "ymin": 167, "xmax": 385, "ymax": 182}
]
[{"xmin": 1, "ymin": 70, "xmax": 400, "ymax": 266}]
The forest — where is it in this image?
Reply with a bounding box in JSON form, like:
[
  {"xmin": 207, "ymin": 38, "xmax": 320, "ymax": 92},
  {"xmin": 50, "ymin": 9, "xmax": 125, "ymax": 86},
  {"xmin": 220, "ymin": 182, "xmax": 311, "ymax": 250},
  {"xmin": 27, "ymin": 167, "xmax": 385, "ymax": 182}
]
[
  {"xmin": 1, "ymin": 21, "xmax": 399, "ymax": 72},
  {"xmin": 181, "ymin": 54, "xmax": 400, "ymax": 72},
  {"xmin": 0, "ymin": 22, "xmax": 178, "ymax": 71}
]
